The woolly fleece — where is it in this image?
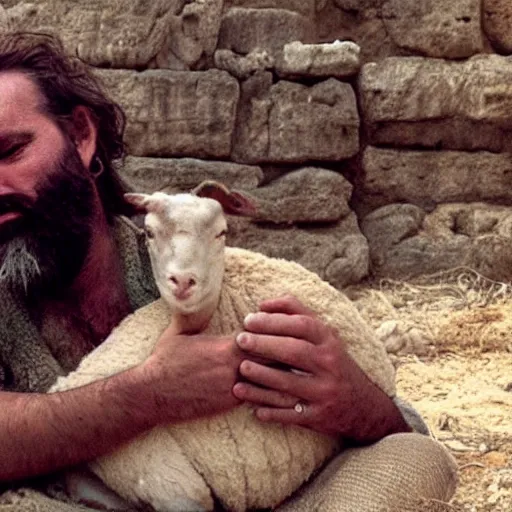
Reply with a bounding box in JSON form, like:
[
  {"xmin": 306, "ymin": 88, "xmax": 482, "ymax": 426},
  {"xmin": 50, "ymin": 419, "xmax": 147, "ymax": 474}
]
[{"xmin": 50, "ymin": 247, "xmax": 396, "ymax": 512}]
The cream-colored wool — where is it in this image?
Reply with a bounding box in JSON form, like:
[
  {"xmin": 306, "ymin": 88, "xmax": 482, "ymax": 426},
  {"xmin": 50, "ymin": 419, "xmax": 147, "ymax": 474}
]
[{"xmin": 50, "ymin": 247, "xmax": 396, "ymax": 512}]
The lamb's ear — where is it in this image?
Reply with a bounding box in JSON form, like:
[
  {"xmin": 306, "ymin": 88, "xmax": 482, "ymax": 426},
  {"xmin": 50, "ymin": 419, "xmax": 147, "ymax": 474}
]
[
  {"xmin": 124, "ymin": 193, "xmax": 152, "ymax": 213},
  {"xmin": 192, "ymin": 181, "xmax": 258, "ymax": 217}
]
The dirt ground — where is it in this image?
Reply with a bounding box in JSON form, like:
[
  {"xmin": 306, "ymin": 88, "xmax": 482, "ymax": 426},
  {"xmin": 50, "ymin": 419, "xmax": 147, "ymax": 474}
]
[{"xmin": 346, "ymin": 269, "xmax": 512, "ymax": 512}]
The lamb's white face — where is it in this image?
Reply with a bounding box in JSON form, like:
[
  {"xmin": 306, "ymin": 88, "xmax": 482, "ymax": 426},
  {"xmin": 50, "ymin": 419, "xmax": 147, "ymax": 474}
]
[{"xmin": 142, "ymin": 193, "xmax": 227, "ymax": 315}]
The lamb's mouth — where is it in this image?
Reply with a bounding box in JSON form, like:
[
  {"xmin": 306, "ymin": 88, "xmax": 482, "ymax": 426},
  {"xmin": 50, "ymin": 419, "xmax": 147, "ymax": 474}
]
[{"xmin": 165, "ymin": 289, "xmax": 217, "ymax": 315}]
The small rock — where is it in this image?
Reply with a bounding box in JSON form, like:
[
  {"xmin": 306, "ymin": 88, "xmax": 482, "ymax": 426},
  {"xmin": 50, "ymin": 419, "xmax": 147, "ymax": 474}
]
[
  {"xmin": 375, "ymin": 320, "xmax": 398, "ymax": 341},
  {"xmin": 478, "ymin": 442, "xmax": 488, "ymax": 453},
  {"xmin": 384, "ymin": 334, "xmax": 406, "ymax": 354},
  {"xmin": 406, "ymin": 327, "xmax": 431, "ymax": 356},
  {"xmin": 444, "ymin": 439, "xmax": 474, "ymax": 452},
  {"xmin": 214, "ymin": 48, "xmax": 275, "ymax": 79},
  {"xmin": 437, "ymin": 413, "xmax": 460, "ymax": 432}
]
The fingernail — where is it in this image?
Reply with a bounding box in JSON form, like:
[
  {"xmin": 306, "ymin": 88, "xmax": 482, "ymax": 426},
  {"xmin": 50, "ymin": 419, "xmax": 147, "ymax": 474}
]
[
  {"xmin": 236, "ymin": 332, "xmax": 248, "ymax": 347},
  {"xmin": 243, "ymin": 313, "xmax": 256, "ymax": 327},
  {"xmin": 240, "ymin": 360, "xmax": 251, "ymax": 373},
  {"xmin": 232, "ymin": 383, "xmax": 244, "ymax": 398}
]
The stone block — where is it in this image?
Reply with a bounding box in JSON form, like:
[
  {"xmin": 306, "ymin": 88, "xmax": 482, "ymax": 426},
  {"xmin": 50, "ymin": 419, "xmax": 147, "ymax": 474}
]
[
  {"xmin": 4, "ymin": 0, "xmax": 223, "ymax": 70},
  {"xmin": 276, "ymin": 40, "xmax": 361, "ymax": 79},
  {"xmin": 214, "ymin": 48, "xmax": 274, "ymax": 79},
  {"xmin": 319, "ymin": 1, "xmax": 400, "ymax": 63},
  {"xmin": 97, "ymin": 69, "xmax": 239, "ymax": 158},
  {"xmin": 247, "ymin": 168, "xmax": 353, "ymax": 223},
  {"xmin": 217, "ymin": 8, "xmax": 313, "ymax": 54},
  {"xmin": 483, "ymin": 0, "xmax": 512, "ymax": 54},
  {"xmin": 361, "ymin": 202, "xmax": 512, "ymax": 281},
  {"xmin": 359, "ymin": 147, "xmax": 512, "ymax": 212},
  {"xmin": 228, "ymin": 215, "xmax": 369, "ymax": 289},
  {"xmin": 233, "ymin": 73, "xmax": 359, "ymax": 163},
  {"xmin": 382, "ymin": 0, "xmax": 484, "ymax": 59},
  {"xmin": 360, "ymin": 55, "xmax": 512, "ymax": 152},
  {"xmin": 121, "ymin": 157, "xmax": 263, "ymax": 194}
]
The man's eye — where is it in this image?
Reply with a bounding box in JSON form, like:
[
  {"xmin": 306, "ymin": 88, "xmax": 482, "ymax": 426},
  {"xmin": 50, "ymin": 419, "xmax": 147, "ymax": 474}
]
[
  {"xmin": 0, "ymin": 144, "xmax": 24, "ymax": 160},
  {"xmin": 216, "ymin": 229, "xmax": 228, "ymax": 238},
  {"xmin": 145, "ymin": 227, "xmax": 155, "ymax": 239}
]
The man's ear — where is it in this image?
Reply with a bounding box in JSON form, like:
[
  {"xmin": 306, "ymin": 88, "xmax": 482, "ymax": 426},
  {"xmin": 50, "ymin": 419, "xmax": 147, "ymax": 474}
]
[{"xmin": 70, "ymin": 106, "xmax": 98, "ymax": 169}]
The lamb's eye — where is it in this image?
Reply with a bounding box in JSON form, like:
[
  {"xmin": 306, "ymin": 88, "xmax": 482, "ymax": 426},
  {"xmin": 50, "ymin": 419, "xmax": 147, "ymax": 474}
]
[
  {"xmin": 145, "ymin": 227, "xmax": 155, "ymax": 239},
  {"xmin": 216, "ymin": 228, "xmax": 228, "ymax": 238}
]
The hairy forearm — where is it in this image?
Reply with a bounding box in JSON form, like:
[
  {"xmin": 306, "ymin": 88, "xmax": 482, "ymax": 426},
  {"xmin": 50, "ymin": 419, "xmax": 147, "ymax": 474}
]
[
  {"xmin": 0, "ymin": 365, "xmax": 157, "ymax": 482},
  {"xmin": 344, "ymin": 372, "xmax": 412, "ymax": 445}
]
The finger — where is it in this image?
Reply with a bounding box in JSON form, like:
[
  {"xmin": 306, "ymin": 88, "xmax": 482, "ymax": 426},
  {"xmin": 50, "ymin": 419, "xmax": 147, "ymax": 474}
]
[
  {"xmin": 243, "ymin": 312, "xmax": 326, "ymax": 345},
  {"xmin": 258, "ymin": 295, "xmax": 315, "ymax": 317},
  {"xmin": 232, "ymin": 382, "xmax": 298, "ymax": 408},
  {"xmin": 238, "ymin": 361, "xmax": 317, "ymax": 400},
  {"xmin": 254, "ymin": 406, "xmax": 313, "ymax": 426},
  {"xmin": 160, "ymin": 321, "xmax": 182, "ymax": 337},
  {"xmin": 236, "ymin": 333, "xmax": 318, "ymax": 371}
]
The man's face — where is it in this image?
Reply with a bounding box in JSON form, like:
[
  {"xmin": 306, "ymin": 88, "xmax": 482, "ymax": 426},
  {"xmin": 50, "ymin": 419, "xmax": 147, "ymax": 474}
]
[{"xmin": 0, "ymin": 71, "xmax": 96, "ymax": 299}]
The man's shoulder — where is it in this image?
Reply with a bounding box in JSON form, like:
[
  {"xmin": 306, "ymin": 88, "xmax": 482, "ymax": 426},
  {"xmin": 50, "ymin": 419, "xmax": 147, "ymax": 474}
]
[{"xmin": 112, "ymin": 215, "xmax": 160, "ymax": 310}]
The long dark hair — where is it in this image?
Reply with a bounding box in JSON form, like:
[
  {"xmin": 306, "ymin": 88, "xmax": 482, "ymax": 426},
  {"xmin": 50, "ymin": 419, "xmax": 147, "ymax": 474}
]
[{"xmin": 0, "ymin": 31, "xmax": 135, "ymax": 218}]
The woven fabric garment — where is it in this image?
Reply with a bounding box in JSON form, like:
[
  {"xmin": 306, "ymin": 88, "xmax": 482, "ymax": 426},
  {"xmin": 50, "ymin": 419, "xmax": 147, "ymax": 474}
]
[
  {"xmin": 277, "ymin": 433, "xmax": 458, "ymax": 512},
  {"xmin": 0, "ymin": 434, "xmax": 458, "ymax": 512}
]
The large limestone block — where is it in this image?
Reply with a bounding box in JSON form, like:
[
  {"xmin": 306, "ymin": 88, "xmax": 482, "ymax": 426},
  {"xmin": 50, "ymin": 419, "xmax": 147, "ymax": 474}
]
[
  {"xmin": 121, "ymin": 157, "xmax": 263, "ymax": 194},
  {"xmin": 246, "ymin": 168, "xmax": 353, "ymax": 223},
  {"xmin": 223, "ymin": 0, "xmax": 316, "ymax": 17},
  {"xmin": 359, "ymin": 147, "xmax": 512, "ymax": 212},
  {"xmin": 328, "ymin": 1, "xmax": 485, "ymax": 62},
  {"xmin": 381, "ymin": 0, "xmax": 484, "ymax": 59},
  {"xmin": 218, "ymin": 8, "xmax": 314, "ymax": 54},
  {"xmin": 361, "ymin": 204, "xmax": 469, "ymax": 279},
  {"xmin": 233, "ymin": 72, "xmax": 359, "ymax": 163},
  {"xmin": 276, "ymin": 40, "xmax": 361, "ymax": 79},
  {"xmin": 360, "ymin": 55, "xmax": 512, "ymax": 152},
  {"xmin": 483, "ymin": 0, "xmax": 512, "ymax": 54},
  {"xmin": 4, "ymin": 0, "xmax": 223, "ymax": 70},
  {"xmin": 97, "ymin": 69, "xmax": 239, "ymax": 158},
  {"xmin": 361, "ymin": 203, "xmax": 512, "ymax": 281},
  {"xmin": 228, "ymin": 215, "xmax": 369, "ymax": 289}
]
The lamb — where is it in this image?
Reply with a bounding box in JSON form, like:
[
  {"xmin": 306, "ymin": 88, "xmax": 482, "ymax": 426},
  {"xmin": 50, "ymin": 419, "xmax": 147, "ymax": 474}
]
[{"xmin": 50, "ymin": 182, "xmax": 397, "ymax": 512}]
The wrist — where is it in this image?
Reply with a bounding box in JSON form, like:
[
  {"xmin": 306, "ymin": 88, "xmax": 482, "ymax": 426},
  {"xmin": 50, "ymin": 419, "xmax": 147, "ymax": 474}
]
[
  {"xmin": 344, "ymin": 368, "xmax": 411, "ymax": 444},
  {"xmin": 105, "ymin": 362, "xmax": 162, "ymax": 430}
]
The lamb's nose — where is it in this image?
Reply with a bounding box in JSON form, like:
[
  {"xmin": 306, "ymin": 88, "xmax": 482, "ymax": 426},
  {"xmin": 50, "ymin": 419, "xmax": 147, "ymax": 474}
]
[{"xmin": 169, "ymin": 273, "xmax": 197, "ymax": 299}]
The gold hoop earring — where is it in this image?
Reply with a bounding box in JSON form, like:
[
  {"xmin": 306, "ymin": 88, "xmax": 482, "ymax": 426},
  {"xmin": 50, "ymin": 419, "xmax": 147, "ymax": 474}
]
[{"xmin": 91, "ymin": 156, "xmax": 104, "ymax": 178}]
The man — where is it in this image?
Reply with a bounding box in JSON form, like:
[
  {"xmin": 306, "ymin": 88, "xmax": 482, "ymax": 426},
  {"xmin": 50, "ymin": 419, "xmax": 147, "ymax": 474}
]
[{"xmin": 0, "ymin": 32, "xmax": 457, "ymax": 511}]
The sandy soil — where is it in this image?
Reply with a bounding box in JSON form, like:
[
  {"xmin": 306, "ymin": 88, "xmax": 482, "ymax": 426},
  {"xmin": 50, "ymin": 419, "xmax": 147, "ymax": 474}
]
[
  {"xmin": 347, "ymin": 269, "xmax": 512, "ymax": 511},
  {"xmin": 397, "ymin": 354, "xmax": 511, "ymax": 512}
]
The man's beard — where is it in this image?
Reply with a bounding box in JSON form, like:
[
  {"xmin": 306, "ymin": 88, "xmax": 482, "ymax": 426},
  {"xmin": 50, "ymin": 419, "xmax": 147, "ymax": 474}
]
[{"xmin": 0, "ymin": 141, "xmax": 96, "ymax": 300}]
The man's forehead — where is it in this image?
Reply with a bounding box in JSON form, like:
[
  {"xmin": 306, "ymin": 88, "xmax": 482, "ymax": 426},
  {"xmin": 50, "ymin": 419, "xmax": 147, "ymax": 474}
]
[{"xmin": 0, "ymin": 71, "xmax": 45, "ymax": 123}]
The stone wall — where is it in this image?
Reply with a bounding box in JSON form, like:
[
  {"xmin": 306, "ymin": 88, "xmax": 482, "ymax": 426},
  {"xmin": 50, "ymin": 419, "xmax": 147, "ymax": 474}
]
[{"xmin": 3, "ymin": 0, "xmax": 512, "ymax": 288}]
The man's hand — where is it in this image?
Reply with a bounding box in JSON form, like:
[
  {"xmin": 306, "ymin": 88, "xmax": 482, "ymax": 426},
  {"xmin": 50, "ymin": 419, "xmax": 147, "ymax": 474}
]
[
  {"xmin": 232, "ymin": 295, "xmax": 411, "ymax": 443},
  {"xmin": 0, "ymin": 327, "xmax": 246, "ymax": 482},
  {"xmin": 141, "ymin": 327, "xmax": 243, "ymax": 424}
]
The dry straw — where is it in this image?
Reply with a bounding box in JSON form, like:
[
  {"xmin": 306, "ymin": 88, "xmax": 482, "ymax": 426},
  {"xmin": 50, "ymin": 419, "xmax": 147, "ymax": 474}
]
[{"xmin": 348, "ymin": 267, "xmax": 512, "ymax": 355}]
